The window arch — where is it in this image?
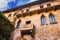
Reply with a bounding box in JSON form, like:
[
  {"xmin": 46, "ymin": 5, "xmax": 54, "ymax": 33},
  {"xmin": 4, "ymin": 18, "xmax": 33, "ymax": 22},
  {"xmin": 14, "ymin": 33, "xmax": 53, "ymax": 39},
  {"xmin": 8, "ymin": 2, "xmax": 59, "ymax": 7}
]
[
  {"xmin": 41, "ymin": 15, "xmax": 46, "ymax": 25},
  {"xmin": 26, "ymin": 9, "xmax": 29, "ymax": 12},
  {"xmin": 49, "ymin": 14, "xmax": 56, "ymax": 24},
  {"xmin": 13, "ymin": 13, "xmax": 16, "ymax": 16},
  {"xmin": 8, "ymin": 14, "xmax": 11, "ymax": 17},
  {"xmin": 17, "ymin": 20, "xmax": 21, "ymax": 28}
]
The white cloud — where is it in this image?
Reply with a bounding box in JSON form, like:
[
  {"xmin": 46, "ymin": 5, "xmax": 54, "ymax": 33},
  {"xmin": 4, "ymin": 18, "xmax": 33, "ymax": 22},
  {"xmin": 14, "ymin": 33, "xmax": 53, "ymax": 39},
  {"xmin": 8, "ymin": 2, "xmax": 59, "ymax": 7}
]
[
  {"xmin": 0, "ymin": 0, "xmax": 37, "ymax": 11},
  {"xmin": 0, "ymin": 0, "xmax": 16, "ymax": 11},
  {"xmin": 8, "ymin": 0, "xmax": 16, "ymax": 2},
  {"xmin": 29, "ymin": 0, "xmax": 37, "ymax": 2},
  {"xmin": 0, "ymin": 0, "xmax": 8, "ymax": 9}
]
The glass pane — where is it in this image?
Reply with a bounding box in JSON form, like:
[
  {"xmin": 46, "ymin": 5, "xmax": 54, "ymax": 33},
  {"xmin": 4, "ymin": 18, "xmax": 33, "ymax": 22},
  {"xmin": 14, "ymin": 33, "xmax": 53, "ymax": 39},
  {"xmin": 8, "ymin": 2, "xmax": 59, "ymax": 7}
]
[
  {"xmin": 17, "ymin": 20, "xmax": 21, "ymax": 28},
  {"xmin": 49, "ymin": 14, "xmax": 55, "ymax": 23},
  {"xmin": 41, "ymin": 16, "xmax": 46, "ymax": 25}
]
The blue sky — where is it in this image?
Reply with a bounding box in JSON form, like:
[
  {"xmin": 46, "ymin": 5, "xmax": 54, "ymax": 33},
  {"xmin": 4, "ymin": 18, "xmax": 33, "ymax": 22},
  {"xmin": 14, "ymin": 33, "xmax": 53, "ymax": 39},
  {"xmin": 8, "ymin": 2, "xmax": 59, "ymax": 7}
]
[{"xmin": 0, "ymin": 0, "xmax": 37, "ymax": 11}]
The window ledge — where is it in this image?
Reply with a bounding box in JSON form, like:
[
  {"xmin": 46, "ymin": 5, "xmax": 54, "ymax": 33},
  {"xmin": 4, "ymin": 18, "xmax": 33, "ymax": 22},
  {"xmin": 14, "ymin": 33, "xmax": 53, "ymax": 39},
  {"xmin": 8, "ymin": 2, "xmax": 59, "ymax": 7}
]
[
  {"xmin": 50, "ymin": 22, "xmax": 57, "ymax": 24},
  {"xmin": 41, "ymin": 24, "xmax": 48, "ymax": 26}
]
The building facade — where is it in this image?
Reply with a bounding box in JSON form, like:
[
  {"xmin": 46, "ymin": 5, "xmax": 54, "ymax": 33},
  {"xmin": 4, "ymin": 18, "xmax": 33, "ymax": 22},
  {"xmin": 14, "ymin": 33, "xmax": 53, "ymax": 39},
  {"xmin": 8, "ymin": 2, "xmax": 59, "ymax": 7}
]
[{"xmin": 2, "ymin": 0, "xmax": 60, "ymax": 40}]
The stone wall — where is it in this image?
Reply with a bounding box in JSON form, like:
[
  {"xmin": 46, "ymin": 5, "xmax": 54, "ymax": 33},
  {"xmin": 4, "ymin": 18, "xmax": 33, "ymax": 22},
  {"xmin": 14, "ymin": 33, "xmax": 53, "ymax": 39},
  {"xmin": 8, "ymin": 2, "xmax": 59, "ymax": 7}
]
[{"xmin": 9, "ymin": 9, "xmax": 60, "ymax": 40}]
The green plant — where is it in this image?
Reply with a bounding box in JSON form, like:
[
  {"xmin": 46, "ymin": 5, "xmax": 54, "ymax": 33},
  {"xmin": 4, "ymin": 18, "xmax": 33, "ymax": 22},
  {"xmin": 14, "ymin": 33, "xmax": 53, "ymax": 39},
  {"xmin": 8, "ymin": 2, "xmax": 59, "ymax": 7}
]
[{"xmin": 0, "ymin": 12, "xmax": 14, "ymax": 40}]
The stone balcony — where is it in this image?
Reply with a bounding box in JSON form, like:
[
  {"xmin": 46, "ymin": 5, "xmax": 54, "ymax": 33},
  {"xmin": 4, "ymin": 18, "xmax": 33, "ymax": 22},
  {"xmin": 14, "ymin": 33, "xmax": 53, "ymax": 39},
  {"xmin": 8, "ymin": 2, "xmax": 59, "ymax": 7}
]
[{"xmin": 19, "ymin": 24, "xmax": 34, "ymax": 31}]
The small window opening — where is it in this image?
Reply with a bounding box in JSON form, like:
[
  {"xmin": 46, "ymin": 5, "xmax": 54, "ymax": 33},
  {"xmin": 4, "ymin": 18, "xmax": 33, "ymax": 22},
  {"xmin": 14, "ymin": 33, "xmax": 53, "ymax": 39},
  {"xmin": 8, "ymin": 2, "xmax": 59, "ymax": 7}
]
[
  {"xmin": 8, "ymin": 14, "xmax": 11, "ymax": 17},
  {"xmin": 47, "ymin": 4, "xmax": 51, "ymax": 6},
  {"xmin": 40, "ymin": 5, "xmax": 43, "ymax": 8},
  {"xmin": 26, "ymin": 9, "xmax": 29, "ymax": 12},
  {"xmin": 14, "ymin": 13, "xmax": 16, "ymax": 16},
  {"xmin": 26, "ymin": 21, "xmax": 31, "ymax": 24}
]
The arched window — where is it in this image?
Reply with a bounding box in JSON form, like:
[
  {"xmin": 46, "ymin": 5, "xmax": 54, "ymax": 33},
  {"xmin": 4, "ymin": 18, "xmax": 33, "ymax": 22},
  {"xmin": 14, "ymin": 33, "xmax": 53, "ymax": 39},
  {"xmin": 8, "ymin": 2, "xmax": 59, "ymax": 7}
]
[
  {"xmin": 17, "ymin": 20, "xmax": 21, "ymax": 28},
  {"xmin": 41, "ymin": 15, "xmax": 46, "ymax": 25},
  {"xmin": 26, "ymin": 9, "xmax": 29, "ymax": 12},
  {"xmin": 8, "ymin": 14, "xmax": 11, "ymax": 17},
  {"xmin": 49, "ymin": 14, "xmax": 56, "ymax": 24},
  {"xmin": 13, "ymin": 13, "xmax": 16, "ymax": 16}
]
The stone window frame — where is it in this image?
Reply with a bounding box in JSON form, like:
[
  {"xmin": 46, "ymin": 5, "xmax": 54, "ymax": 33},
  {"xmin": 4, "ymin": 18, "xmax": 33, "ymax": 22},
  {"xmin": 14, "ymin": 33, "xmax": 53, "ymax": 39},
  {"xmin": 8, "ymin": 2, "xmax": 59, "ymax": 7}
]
[
  {"xmin": 47, "ymin": 3, "xmax": 51, "ymax": 7},
  {"xmin": 13, "ymin": 13, "xmax": 16, "ymax": 16},
  {"xmin": 41, "ymin": 15, "xmax": 46, "ymax": 25},
  {"xmin": 49, "ymin": 13, "xmax": 57, "ymax": 24},
  {"xmin": 8, "ymin": 14, "xmax": 11, "ymax": 17},
  {"xmin": 26, "ymin": 8, "xmax": 29, "ymax": 12},
  {"xmin": 16, "ymin": 20, "xmax": 21, "ymax": 28},
  {"xmin": 40, "ymin": 5, "xmax": 44, "ymax": 8}
]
